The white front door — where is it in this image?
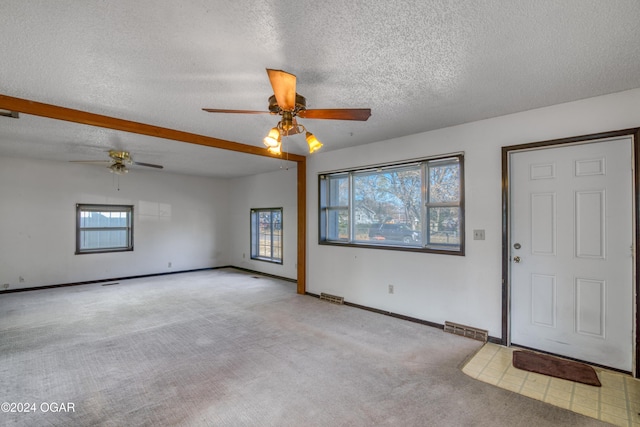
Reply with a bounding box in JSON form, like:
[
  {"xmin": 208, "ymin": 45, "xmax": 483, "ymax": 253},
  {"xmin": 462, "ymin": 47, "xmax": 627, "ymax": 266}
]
[{"xmin": 510, "ymin": 137, "xmax": 634, "ymax": 372}]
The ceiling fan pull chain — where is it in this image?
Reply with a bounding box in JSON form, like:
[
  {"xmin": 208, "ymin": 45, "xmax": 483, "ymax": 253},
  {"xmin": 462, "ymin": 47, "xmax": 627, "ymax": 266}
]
[{"xmin": 112, "ymin": 172, "xmax": 121, "ymax": 191}]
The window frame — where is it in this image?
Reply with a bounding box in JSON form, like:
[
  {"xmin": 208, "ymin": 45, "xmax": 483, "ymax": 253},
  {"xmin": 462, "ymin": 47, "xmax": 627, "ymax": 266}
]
[
  {"xmin": 318, "ymin": 154, "xmax": 465, "ymax": 255},
  {"xmin": 250, "ymin": 207, "xmax": 283, "ymax": 264},
  {"xmin": 76, "ymin": 204, "xmax": 134, "ymax": 254}
]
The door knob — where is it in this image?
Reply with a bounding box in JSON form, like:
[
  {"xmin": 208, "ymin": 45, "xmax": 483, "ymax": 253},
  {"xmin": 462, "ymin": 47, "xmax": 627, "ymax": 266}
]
[{"xmin": 513, "ymin": 256, "xmax": 521, "ymax": 263}]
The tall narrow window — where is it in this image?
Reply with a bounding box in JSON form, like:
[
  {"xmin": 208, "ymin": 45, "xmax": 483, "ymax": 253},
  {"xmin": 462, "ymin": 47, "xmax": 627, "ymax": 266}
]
[
  {"xmin": 76, "ymin": 204, "xmax": 133, "ymax": 254},
  {"xmin": 426, "ymin": 158, "xmax": 461, "ymax": 247},
  {"xmin": 250, "ymin": 208, "xmax": 283, "ymax": 264},
  {"xmin": 321, "ymin": 173, "xmax": 349, "ymax": 241}
]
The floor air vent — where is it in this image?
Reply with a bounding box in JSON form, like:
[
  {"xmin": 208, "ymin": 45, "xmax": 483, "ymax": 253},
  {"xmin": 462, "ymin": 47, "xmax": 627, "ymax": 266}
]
[
  {"xmin": 319, "ymin": 292, "xmax": 344, "ymax": 305},
  {"xmin": 444, "ymin": 321, "xmax": 488, "ymax": 342}
]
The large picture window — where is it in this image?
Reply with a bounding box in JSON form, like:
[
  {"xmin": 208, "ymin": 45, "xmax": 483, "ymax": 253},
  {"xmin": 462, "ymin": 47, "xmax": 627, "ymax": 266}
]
[
  {"xmin": 319, "ymin": 154, "xmax": 464, "ymax": 254},
  {"xmin": 76, "ymin": 204, "xmax": 133, "ymax": 254},
  {"xmin": 250, "ymin": 208, "xmax": 283, "ymax": 264}
]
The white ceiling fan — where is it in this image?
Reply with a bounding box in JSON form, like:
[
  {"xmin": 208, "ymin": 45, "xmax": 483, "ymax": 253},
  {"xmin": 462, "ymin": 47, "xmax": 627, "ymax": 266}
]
[{"xmin": 70, "ymin": 150, "xmax": 163, "ymax": 175}]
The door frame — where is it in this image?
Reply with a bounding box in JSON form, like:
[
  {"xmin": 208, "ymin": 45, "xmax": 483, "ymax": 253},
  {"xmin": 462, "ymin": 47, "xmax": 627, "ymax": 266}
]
[{"xmin": 501, "ymin": 127, "xmax": 640, "ymax": 377}]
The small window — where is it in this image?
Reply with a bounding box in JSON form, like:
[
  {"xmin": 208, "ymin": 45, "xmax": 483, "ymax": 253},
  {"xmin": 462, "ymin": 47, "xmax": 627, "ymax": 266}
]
[
  {"xmin": 319, "ymin": 154, "xmax": 464, "ymax": 254},
  {"xmin": 250, "ymin": 208, "xmax": 283, "ymax": 264},
  {"xmin": 76, "ymin": 204, "xmax": 133, "ymax": 254}
]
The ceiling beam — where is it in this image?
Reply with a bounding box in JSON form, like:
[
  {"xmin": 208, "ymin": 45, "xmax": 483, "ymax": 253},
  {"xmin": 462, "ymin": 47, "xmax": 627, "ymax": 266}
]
[{"xmin": 0, "ymin": 94, "xmax": 306, "ymax": 162}]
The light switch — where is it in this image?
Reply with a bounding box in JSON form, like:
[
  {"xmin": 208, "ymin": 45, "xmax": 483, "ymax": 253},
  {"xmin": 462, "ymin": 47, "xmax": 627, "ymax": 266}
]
[{"xmin": 473, "ymin": 229, "xmax": 485, "ymax": 240}]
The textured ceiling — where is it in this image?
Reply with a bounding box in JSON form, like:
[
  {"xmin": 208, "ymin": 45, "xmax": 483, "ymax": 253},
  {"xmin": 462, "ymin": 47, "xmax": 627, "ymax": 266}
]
[{"xmin": 1, "ymin": 1, "xmax": 640, "ymax": 178}]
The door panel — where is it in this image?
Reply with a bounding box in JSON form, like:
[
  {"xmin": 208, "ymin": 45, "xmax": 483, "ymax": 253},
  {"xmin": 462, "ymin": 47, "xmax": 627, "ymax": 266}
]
[
  {"xmin": 531, "ymin": 273, "xmax": 556, "ymax": 327},
  {"xmin": 531, "ymin": 192, "xmax": 556, "ymax": 255},
  {"xmin": 575, "ymin": 190, "xmax": 605, "ymax": 258},
  {"xmin": 510, "ymin": 137, "xmax": 633, "ymax": 372},
  {"xmin": 575, "ymin": 278, "xmax": 605, "ymax": 338}
]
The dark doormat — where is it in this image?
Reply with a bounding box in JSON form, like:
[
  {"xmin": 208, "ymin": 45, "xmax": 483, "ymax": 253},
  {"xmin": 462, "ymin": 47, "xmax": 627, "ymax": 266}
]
[{"xmin": 512, "ymin": 350, "xmax": 601, "ymax": 387}]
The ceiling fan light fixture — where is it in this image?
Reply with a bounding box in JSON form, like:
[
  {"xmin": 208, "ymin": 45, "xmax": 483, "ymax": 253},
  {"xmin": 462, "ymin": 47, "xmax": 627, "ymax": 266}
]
[
  {"xmin": 267, "ymin": 143, "xmax": 282, "ymax": 155},
  {"xmin": 109, "ymin": 163, "xmax": 128, "ymax": 175},
  {"xmin": 281, "ymin": 111, "xmax": 294, "ymax": 132},
  {"xmin": 263, "ymin": 127, "xmax": 281, "ymax": 148},
  {"xmin": 306, "ymin": 131, "xmax": 323, "ymax": 153}
]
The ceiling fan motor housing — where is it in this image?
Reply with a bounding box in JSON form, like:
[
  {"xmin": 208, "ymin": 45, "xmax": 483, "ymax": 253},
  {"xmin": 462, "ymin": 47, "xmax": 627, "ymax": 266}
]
[
  {"xmin": 109, "ymin": 150, "xmax": 132, "ymax": 164},
  {"xmin": 268, "ymin": 94, "xmax": 306, "ymax": 115}
]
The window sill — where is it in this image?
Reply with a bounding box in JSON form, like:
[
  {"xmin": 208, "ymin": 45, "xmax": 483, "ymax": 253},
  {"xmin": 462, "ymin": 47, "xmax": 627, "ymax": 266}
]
[
  {"xmin": 250, "ymin": 257, "xmax": 283, "ymax": 265},
  {"xmin": 75, "ymin": 248, "xmax": 133, "ymax": 255},
  {"xmin": 318, "ymin": 240, "xmax": 464, "ymax": 256}
]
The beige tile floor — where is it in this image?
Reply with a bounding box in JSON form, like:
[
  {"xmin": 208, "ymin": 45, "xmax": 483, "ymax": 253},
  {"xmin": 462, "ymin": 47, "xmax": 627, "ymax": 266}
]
[{"xmin": 463, "ymin": 343, "xmax": 640, "ymax": 427}]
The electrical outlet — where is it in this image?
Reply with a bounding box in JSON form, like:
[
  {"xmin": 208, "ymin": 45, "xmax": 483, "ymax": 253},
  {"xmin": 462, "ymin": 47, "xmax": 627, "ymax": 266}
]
[
  {"xmin": 19, "ymin": 276, "xmax": 24, "ymax": 283},
  {"xmin": 2, "ymin": 283, "xmax": 9, "ymax": 290},
  {"xmin": 168, "ymin": 262, "xmax": 172, "ymax": 268},
  {"xmin": 388, "ymin": 284, "xmax": 394, "ymax": 294}
]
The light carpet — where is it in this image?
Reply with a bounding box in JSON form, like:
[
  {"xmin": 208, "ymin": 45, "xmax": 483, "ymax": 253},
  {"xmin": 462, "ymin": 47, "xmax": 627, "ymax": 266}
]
[{"xmin": 1, "ymin": 268, "xmax": 610, "ymax": 426}]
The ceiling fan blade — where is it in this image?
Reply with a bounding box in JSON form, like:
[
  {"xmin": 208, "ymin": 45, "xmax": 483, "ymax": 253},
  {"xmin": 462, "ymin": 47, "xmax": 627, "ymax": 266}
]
[
  {"xmin": 202, "ymin": 108, "xmax": 270, "ymax": 114},
  {"xmin": 297, "ymin": 108, "xmax": 372, "ymax": 121},
  {"xmin": 266, "ymin": 69, "xmax": 296, "ymax": 111},
  {"xmin": 69, "ymin": 160, "xmax": 112, "ymax": 165},
  {"xmin": 133, "ymin": 161, "xmax": 164, "ymax": 169}
]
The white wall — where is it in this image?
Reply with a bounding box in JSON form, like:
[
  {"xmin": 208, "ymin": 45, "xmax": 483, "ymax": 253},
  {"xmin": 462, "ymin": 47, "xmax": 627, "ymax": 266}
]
[
  {"xmin": 228, "ymin": 166, "xmax": 298, "ymax": 280},
  {"xmin": 306, "ymin": 88, "xmax": 640, "ymax": 339},
  {"xmin": 0, "ymin": 157, "xmax": 230, "ymax": 290}
]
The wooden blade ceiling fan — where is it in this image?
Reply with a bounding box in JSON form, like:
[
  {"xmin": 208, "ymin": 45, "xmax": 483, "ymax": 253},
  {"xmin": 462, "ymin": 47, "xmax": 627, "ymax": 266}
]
[{"xmin": 203, "ymin": 69, "xmax": 371, "ymax": 154}]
